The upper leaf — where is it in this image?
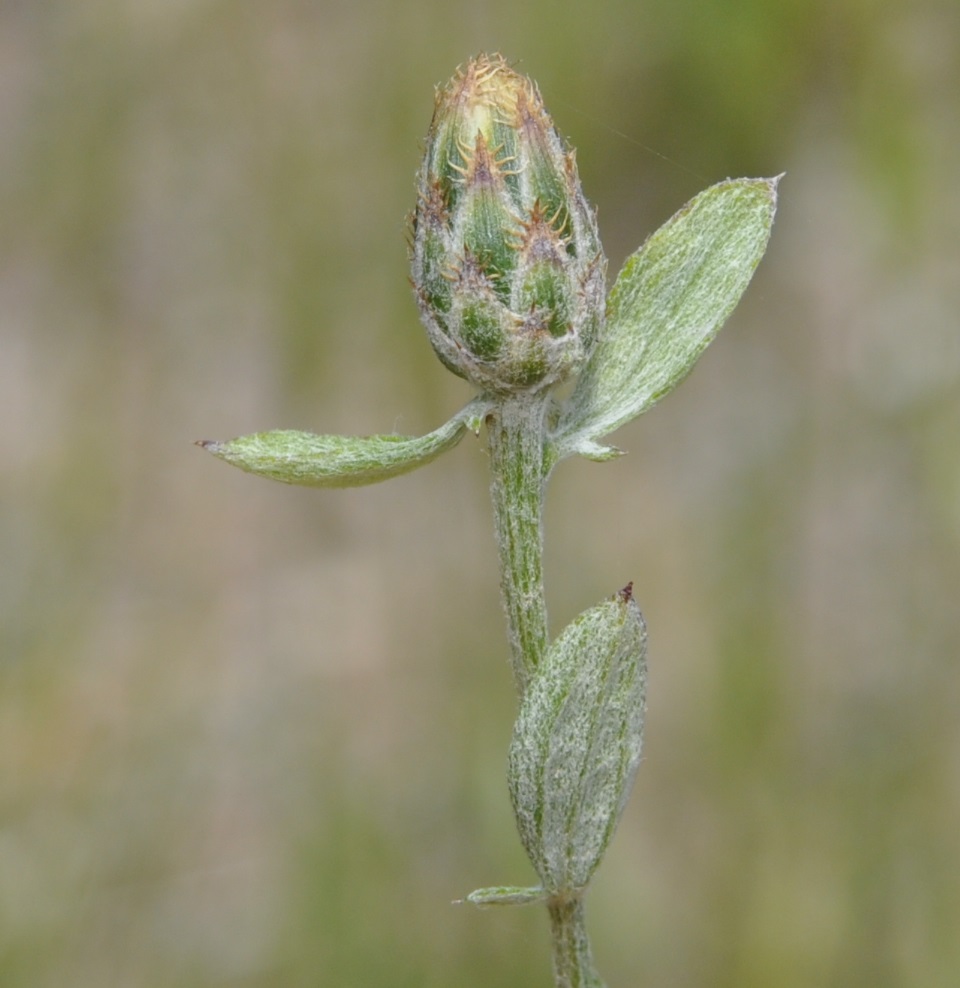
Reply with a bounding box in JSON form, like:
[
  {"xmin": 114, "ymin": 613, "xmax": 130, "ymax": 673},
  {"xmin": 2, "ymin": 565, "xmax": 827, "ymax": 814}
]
[
  {"xmin": 553, "ymin": 176, "xmax": 780, "ymax": 460},
  {"xmin": 198, "ymin": 398, "xmax": 490, "ymax": 488}
]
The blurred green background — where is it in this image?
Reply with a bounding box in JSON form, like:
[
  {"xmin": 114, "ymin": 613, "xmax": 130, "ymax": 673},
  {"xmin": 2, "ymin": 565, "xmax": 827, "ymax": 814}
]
[{"xmin": 2, "ymin": 1, "xmax": 958, "ymax": 985}]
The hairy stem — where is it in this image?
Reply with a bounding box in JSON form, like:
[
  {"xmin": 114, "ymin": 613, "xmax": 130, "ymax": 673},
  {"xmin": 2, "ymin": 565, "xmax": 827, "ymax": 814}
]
[
  {"xmin": 548, "ymin": 896, "xmax": 607, "ymax": 988},
  {"xmin": 488, "ymin": 396, "xmax": 606, "ymax": 988},
  {"xmin": 486, "ymin": 395, "xmax": 550, "ymax": 696}
]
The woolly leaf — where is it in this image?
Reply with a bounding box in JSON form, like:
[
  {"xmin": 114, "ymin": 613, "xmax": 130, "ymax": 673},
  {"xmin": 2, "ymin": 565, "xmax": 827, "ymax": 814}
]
[
  {"xmin": 508, "ymin": 584, "xmax": 647, "ymax": 893},
  {"xmin": 461, "ymin": 885, "xmax": 546, "ymax": 907},
  {"xmin": 554, "ymin": 176, "xmax": 780, "ymax": 459},
  {"xmin": 198, "ymin": 398, "xmax": 490, "ymax": 488}
]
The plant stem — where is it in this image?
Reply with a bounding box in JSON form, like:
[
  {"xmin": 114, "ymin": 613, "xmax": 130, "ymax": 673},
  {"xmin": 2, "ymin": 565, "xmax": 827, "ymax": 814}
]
[
  {"xmin": 486, "ymin": 394, "xmax": 550, "ymax": 696},
  {"xmin": 547, "ymin": 896, "xmax": 607, "ymax": 988},
  {"xmin": 488, "ymin": 396, "xmax": 606, "ymax": 988}
]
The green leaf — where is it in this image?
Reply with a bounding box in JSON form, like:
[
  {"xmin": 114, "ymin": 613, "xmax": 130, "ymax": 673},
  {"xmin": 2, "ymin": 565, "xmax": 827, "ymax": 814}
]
[
  {"xmin": 197, "ymin": 397, "xmax": 491, "ymax": 488},
  {"xmin": 461, "ymin": 885, "xmax": 546, "ymax": 907},
  {"xmin": 507, "ymin": 584, "xmax": 647, "ymax": 894},
  {"xmin": 554, "ymin": 176, "xmax": 780, "ymax": 460}
]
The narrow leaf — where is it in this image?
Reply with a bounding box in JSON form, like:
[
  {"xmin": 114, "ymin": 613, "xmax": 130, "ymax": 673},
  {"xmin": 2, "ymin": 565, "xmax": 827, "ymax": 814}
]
[
  {"xmin": 198, "ymin": 397, "xmax": 491, "ymax": 488},
  {"xmin": 461, "ymin": 886, "xmax": 547, "ymax": 907},
  {"xmin": 554, "ymin": 176, "xmax": 780, "ymax": 459},
  {"xmin": 508, "ymin": 584, "xmax": 647, "ymax": 893}
]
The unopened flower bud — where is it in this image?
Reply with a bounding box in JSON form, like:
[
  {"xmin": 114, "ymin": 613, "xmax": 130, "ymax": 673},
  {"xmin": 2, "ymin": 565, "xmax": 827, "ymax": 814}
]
[{"xmin": 411, "ymin": 53, "xmax": 606, "ymax": 394}]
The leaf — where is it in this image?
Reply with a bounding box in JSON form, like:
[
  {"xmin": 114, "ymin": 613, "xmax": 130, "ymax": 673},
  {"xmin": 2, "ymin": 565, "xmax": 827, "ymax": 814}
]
[
  {"xmin": 460, "ymin": 886, "xmax": 547, "ymax": 907},
  {"xmin": 197, "ymin": 397, "xmax": 491, "ymax": 488},
  {"xmin": 554, "ymin": 176, "xmax": 780, "ymax": 460},
  {"xmin": 507, "ymin": 584, "xmax": 647, "ymax": 894}
]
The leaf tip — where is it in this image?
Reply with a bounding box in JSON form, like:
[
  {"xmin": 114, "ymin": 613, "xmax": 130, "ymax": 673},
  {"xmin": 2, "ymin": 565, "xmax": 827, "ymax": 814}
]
[
  {"xmin": 195, "ymin": 439, "xmax": 222, "ymax": 453},
  {"xmin": 574, "ymin": 439, "xmax": 624, "ymax": 462}
]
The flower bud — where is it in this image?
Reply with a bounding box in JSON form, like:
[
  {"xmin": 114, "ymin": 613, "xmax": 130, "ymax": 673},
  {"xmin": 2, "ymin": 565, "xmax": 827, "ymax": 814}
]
[{"xmin": 411, "ymin": 54, "xmax": 606, "ymax": 394}]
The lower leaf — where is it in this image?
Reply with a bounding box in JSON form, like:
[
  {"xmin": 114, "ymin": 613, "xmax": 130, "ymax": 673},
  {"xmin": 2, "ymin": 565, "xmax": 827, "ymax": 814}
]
[{"xmin": 508, "ymin": 583, "xmax": 647, "ymax": 893}]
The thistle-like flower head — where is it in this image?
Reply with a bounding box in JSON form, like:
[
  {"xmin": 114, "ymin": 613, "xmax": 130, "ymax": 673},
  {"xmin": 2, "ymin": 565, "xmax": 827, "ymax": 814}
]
[{"xmin": 411, "ymin": 53, "xmax": 606, "ymax": 394}]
